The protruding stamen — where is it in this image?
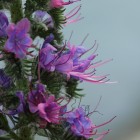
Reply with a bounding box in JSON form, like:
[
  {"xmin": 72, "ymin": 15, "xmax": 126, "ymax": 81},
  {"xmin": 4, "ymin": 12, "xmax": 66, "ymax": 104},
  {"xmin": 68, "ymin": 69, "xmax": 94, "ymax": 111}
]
[
  {"xmin": 66, "ymin": 5, "xmax": 82, "ymax": 19},
  {"xmin": 94, "ymin": 116, "xmax": 116, "ymax": 129},
  {"xmin": 80, "ymin": 33, "xmax": 89, "ymax": 46}
]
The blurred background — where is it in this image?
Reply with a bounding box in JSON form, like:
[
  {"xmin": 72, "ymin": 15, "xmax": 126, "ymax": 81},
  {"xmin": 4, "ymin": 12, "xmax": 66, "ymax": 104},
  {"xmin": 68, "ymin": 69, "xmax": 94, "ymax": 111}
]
[
  {"xmin": 36, "ymin": 0, "xmax": 140, "ymax": 139},
  {"xmin": 62, "ymin": 0, "xmax": 140, "ymax": 140},
  {"xmin": 13, "ymin": 0, "xmax": 140, "ymax": 139}
]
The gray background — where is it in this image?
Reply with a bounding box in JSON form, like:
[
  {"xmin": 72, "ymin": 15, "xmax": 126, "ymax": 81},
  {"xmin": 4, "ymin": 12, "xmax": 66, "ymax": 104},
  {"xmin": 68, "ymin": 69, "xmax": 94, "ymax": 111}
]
[
  {"xmin": 62, "ymin": 0, "xmax": 140, "ymax": 140},
  {"xmin": 9, "ymin": 0, "xmax": 140, "ymax": 139}
]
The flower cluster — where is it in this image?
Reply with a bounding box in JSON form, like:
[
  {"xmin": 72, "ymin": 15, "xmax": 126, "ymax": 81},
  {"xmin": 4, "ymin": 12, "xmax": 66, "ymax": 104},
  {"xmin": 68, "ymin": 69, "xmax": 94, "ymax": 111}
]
[
  {"xmin": 28, "ymin": 83, "xmax": 61, "ymax": 125},
  {"xmin": 39, "ymin": 34, "xmax": 110, "ymax": 84},
  {"xmin": 1, "ymin": 82, "xmax": 115, "ymax": 139},
  {"xmin": 65, "ymin": 107, "xmax": 115, "ymax": 139},
  {"xmin": 0, "ymin": 0, "xmax": 115, "ymax": 140},
  {"xmin": 4, "ymin": 18, "xmax": 32, "ymax": 59}
]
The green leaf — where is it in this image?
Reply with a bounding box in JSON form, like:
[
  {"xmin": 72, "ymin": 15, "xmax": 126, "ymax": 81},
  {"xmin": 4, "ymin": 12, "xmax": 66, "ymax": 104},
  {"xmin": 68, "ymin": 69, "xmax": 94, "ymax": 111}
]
[
  {"xmin": 0, "ymin": 114, "xmax": 10, "ymax": 131},
  {"xmin": 10, "ymin": 0, "xmax": 23, "ymax": 23}
]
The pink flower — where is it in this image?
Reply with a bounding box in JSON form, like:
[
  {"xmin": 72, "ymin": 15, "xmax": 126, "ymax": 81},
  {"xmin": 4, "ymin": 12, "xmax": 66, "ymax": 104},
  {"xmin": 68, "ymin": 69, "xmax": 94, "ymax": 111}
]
[
  {"xmin": 38, "ymin": 95, "xmax": 61, "ymax": 124},
  {"xmin": 50, "ymin": 0, "xmax": 80, "ymax": 8},
  {"xmin": 27, "ymin": 83, "xmax": 46, "ymax": 113},
  {"xmin": 64, "ymin": 5, "xmax": 84, "ymax": 26},
  {"xmin": 65, "ymin": 107, "xmax": 116, "ymax": 139},
  {"xmin": 65, "ymin": 107, "xmax": 95, "ymax": 138},
  {"xmin": 40, "ymin": 40, "xmax": 112, "ymax": 84}
]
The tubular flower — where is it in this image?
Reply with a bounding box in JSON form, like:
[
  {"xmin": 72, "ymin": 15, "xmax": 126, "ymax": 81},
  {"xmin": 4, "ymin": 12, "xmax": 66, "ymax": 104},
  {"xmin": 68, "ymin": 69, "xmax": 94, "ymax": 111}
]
[
  {"xmin": 27, "ymin": 83, "xmax": 46, "ymax": 113},
  {"xmin": 32, "ymin": 10, "xmax": 54, "ymax": 28},
  {"xmin": 4, "ymin": 18, "xmax": 32, "ymax": 59},
  {"xmin": 50, "ymin": 0, "xmax": 81, "ymax": 8},
  {"xmin": 65, "ymin": 107, "xmax": 115, "ymax": 139},
  {"xmin": 27, "ymin": 83, "xmax": 61, "ymax": 125},
  {"xmin": 38, "ymin": 95, "xmax": 61, "ymax": 124},
  {"xmin": 0, "ymin": 12, "xmax": 9, "ymax": 37},
  {"xmin": 40, "ymin": 40, "xmax": 111, "ymax": 84},
  {"xmin": 65, "ymin": 107, "xmax": 95, "ymax": 139},
  {"xmin": 39, "ymin": 34, "xmax": 57, "ymax": 71}
]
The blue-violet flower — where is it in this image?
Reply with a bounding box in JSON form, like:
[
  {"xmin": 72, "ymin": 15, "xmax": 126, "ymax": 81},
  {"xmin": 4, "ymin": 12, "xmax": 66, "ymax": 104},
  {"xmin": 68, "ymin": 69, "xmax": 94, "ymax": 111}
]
[{"xmin": 4, "ymin": 18, "xmax": 32, "ymax": 59}]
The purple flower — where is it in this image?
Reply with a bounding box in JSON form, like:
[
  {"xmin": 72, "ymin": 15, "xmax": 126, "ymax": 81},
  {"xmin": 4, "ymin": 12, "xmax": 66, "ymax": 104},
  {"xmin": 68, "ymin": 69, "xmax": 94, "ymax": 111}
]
[
  {"xmin": 32, "ymin": 10, "xmax": 54, "ymax": 28},
  {"xmin": 0, "ymin": 69, "xmax": 12, "ymax": 89},
  {"xmin": 4, "ymin": 18, "xmax": 32, "ymax": 59},
  {"xmin": 0, "ymin": 12, "xmax": 9, "ymax": 37},
  {"xmin": 28, "ymin": 83, "xmax": 62, "ymax": 124},
  {"xmin": 42, "ymin": 34, "xmax": 54, "ymax": 48},
  {"xmin": 65, "ymin": 107, "xmax": 115, "ymax": 139},
  {"xmin": 40, "ymin": 42, "xmax": 57, "ymax": 71},
  {"xmin": 65, "ymin": 107, "xmax": 95, "ymax": 139},
  {"xmin": 27, "ymin": 83, "xmax": 46, "ymax": 113},
  {"xmin": 15, "ymin": 91, "xmax": 26, "ymax": 113},
  {"xmin": 38, "ymin": 95, "xmax": 61, "ymax": 124},
  {"xmin": 40, "ymin": 41, "xmax": 110, "ymax": 84}
]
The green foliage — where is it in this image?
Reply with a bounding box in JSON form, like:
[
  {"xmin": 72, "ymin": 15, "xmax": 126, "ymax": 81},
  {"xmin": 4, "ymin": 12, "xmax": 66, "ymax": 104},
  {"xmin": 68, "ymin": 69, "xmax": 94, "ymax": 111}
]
[
  {"xmin": 10, "ymin": 0, "xmax": 23, "ymax": 23},
  {"xmin": 24, "ymin": 0, "xmax": 50, "ymax": 18},
  {"xmin": 3, "ymin": 53, "xmax": 28, "ymax": 90},
  {"xmin": 52, "ymin": 29, "xmax": 64, "ymax": 45},
  {"xmin": 0, "ymin": 114, "xmax": 10, "ymax": 131},
  {"xmin": 4, "ymin": 53, "xmax": 24, "ymax": 79},
  {"xmin": 18, "ymin": 125, "xmax": 35, "ymax": 140},
  {"xmin": 49, "ymin": 8, "xmax": 66, "ymax": 30},
  {"xmin": 30, "ymin": 19, "xmax": 50, "ymax": 39},
  {"xmin": 65, "ymin": 78, "xmax": 84, "ymax": 98},
  {"xmin": 0, "ymin": 0, "xmax": 11, "ymax": 9},
  {"xmin": 24, "ymin": 0, "xmax": 36, "ymax": 18},
  {"xmin": 46, "ymin": 124, "xmax": 65, "ymax": 140},
  {"xmin": 25, "ymin": 0, "xmax": 65, "ymax": 44},
  {"xmin": 41, "ymin": 71, "xmax": 65, "ymax": 97},
  {"xmin": 48, "ymin": 8, "xmax": 66, "ymax": 44},
  {"xmin": 0, "ymin": 94, "xmax": 19, "ymax": 110},
  {"xmin": 2, "ymin": 52, "xmax": 38, "ymax": 93}
]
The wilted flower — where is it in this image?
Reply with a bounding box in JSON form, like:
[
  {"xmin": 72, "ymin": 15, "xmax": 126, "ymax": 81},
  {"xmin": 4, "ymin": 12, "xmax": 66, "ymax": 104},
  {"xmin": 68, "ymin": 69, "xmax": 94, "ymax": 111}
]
[
  {"xmin": 27, "ymin": 83, "xmax": 46, "ymax": 113},
  {"xmin": 4, "ymin": 18, "xmax": 32, "ymax": 59},
  {"xmin": 38, "ymin": 95, "xmax": 61, "ymax": 124},
  {"xmin": 50, "ymin": 0, "xmax": 80, "ymax": 8},
  {"xmin": 32, "ymin": 10, "xmax": 54, "ymax": 28},
  {"xmin": 0, "ymin": 69, "xmax": 12, "ymax": 89},
  {"xmin": 0, "ymin": 12, "xmax": 9, "ymax": 37}
]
